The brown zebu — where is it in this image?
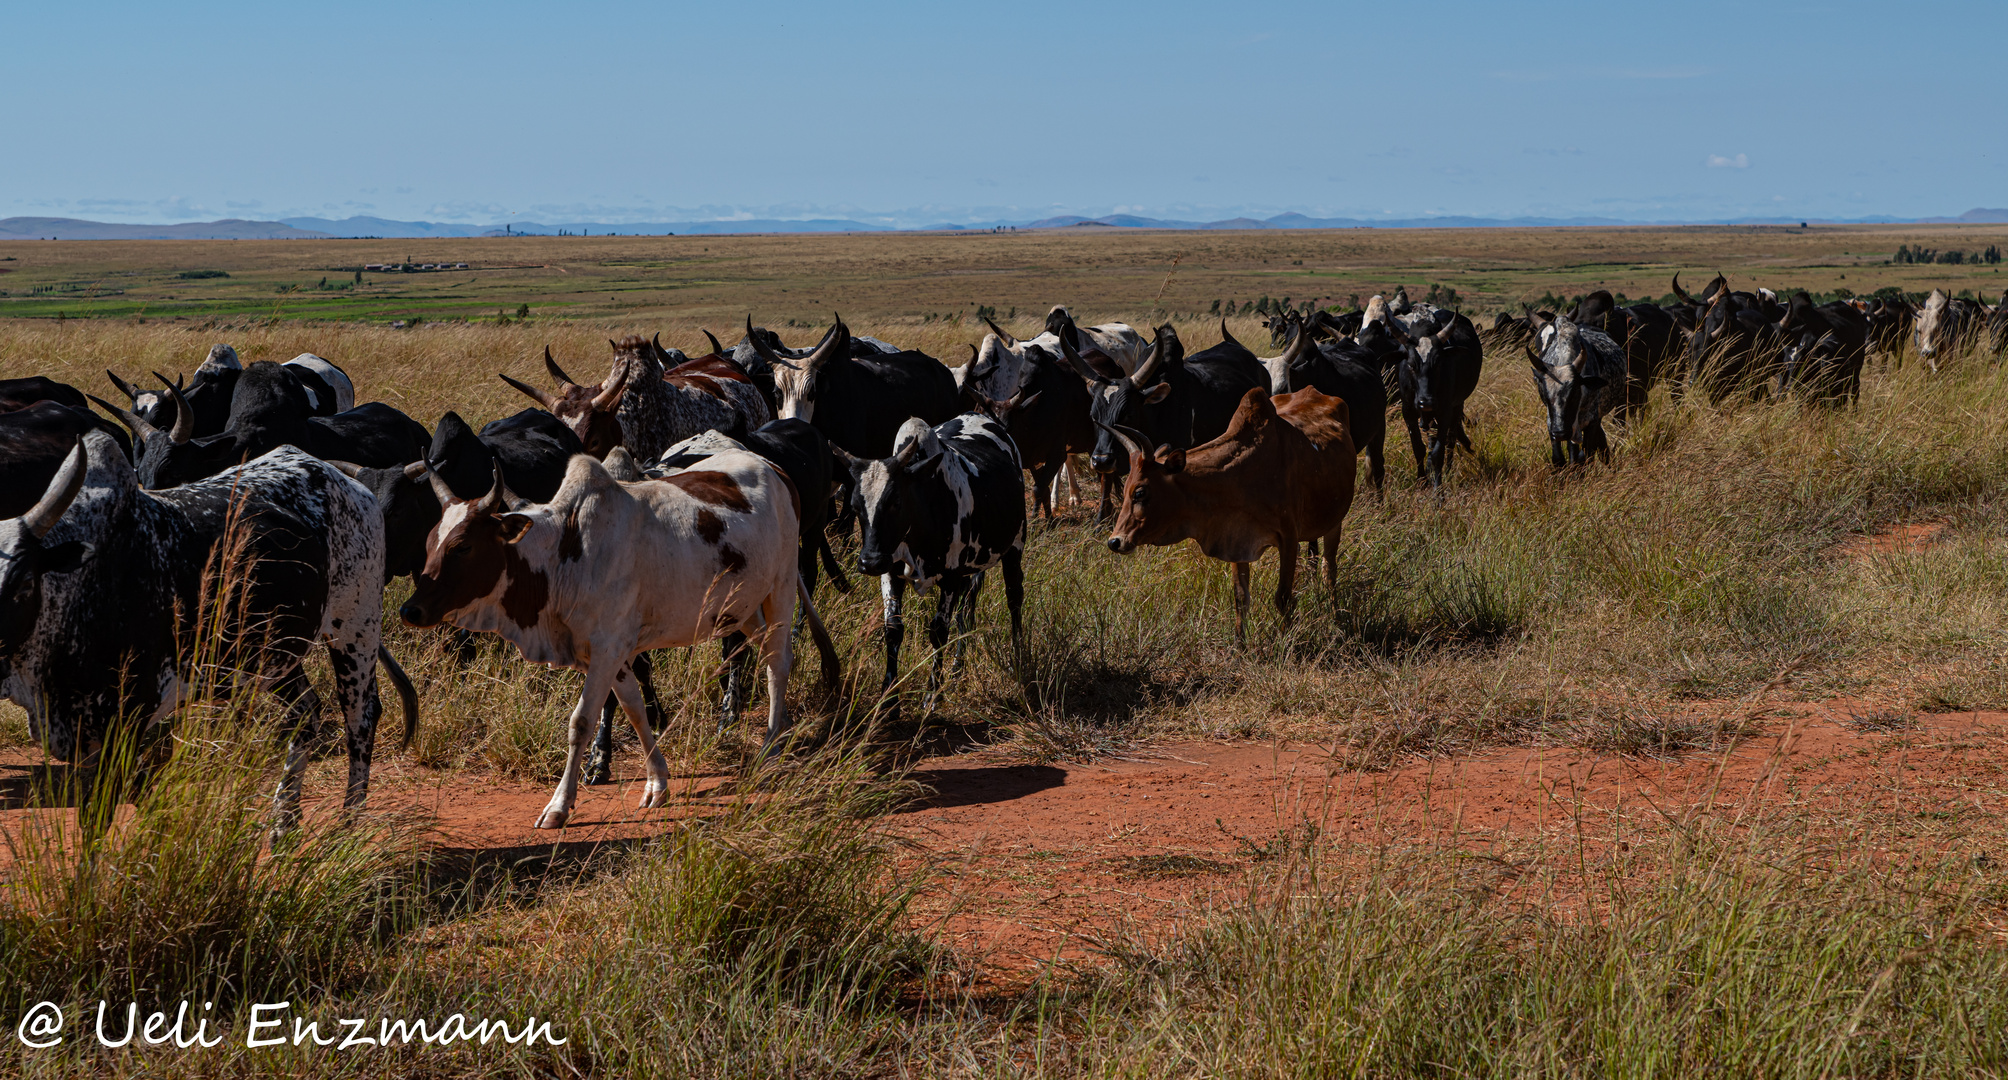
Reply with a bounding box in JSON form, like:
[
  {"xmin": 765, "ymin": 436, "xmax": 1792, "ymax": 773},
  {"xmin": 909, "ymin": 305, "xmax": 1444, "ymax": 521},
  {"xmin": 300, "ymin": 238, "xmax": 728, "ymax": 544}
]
[{"xmin": 1103, "ymin": 386, "xmax": 1356, "ymax": 643}]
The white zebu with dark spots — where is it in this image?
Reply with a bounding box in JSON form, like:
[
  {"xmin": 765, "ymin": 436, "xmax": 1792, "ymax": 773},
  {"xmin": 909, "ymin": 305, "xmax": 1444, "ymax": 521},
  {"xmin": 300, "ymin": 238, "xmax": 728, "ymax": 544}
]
[
  {"xmin": 398, "ymin": 449, "xmax": 812, "ymax": 829},
  {"xmin": 844, "ymin": 412, "xmax": 1026, "ymax": 719},
  {"xmin": 0, "ymin": 432, "xmax": 412, "ymax": 836}
]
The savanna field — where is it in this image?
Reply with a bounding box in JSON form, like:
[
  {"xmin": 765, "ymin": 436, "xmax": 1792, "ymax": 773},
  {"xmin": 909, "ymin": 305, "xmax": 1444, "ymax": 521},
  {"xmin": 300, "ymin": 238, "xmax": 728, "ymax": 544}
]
[{"xmin": 5, "ymin": 226, "xmax": 2008, "ymax": 1077}]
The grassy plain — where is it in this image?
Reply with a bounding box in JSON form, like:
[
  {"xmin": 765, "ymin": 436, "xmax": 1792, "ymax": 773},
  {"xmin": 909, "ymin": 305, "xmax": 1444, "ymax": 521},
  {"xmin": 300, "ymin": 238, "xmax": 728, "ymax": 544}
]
[
  {"xmin": 3, "ymin": 227, "xmax": 2008, "ymax": 1076},
  {"xmin": 2, "ymin": 223, "xmax": 2006, "ymax": 327}
]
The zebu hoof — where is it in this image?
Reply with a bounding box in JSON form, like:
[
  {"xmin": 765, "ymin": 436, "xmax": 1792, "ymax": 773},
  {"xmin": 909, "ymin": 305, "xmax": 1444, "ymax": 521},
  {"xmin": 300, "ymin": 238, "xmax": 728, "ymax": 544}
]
[
  {"xmin": 584, "ymin": 749, "xmax": 612, "ymax": 787},
  {"xmin": 639, "ymin": 785, "xmax": 668, "ymax": 809},
  {"xmin": 534, "ymin": 807, "xmax": 570, "ymax": 830}
]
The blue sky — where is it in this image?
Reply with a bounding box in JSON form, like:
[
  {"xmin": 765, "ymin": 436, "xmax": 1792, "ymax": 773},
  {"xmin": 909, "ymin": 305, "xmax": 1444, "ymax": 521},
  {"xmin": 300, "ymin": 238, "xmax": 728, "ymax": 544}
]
[{"xmin": 8, "ymin": 0, "xmax": 2002, "ymax": 226}]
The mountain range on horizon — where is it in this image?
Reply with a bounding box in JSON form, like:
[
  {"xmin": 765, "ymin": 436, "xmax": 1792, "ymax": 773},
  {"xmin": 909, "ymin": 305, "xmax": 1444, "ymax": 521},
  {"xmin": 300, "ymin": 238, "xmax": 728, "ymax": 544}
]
[{"xmin": 4, "ymin": 209, "xmax": 2007, "ymax": 242}]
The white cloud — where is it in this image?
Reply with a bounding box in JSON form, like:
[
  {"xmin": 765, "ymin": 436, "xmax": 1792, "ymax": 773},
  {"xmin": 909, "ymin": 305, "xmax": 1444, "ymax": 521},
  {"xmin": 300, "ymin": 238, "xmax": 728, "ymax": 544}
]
[{"xmin": 1706, "ymin": 153, "xmax": 1750, "ymax": 169}]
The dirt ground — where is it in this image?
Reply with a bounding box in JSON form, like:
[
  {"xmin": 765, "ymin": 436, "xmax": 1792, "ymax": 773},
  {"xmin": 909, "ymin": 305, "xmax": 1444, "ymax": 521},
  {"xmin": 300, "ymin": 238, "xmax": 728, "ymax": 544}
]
[{"xmin": 5, "ymin": 701, "xmax": 2001, "ymax": 979}]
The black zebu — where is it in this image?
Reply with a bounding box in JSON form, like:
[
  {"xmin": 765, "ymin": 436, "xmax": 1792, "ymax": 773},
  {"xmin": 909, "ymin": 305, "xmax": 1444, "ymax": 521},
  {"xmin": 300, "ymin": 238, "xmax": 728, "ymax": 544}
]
[
  {"xmin": 1070, "ymin": 323, "xmax": 1270, "ymax": 482},
  {"xmin": 1776, "ymin": 292, "xmax": 1871, "ymax": 402},
  {"xmin": 0, "ymin": 434, "xmax": 417, "ymax": 836},
  {"xmin": 971, "ymin": 343, "xmax": 1098, "ymax": 519},
  {"xmin": 94, "ymin": 361, "xmax": 429, "ymax": 489},
  {"xmin": 1527, "ymin": 314, "xmax": 1627, "ymax": 466},
  {"xmin": 1259, "ymin": 312, "xmax": 1387, "ymax": 494},
  {"xmin": 3, "ymin": 401, "xmax": 134, "ymax": 517},
  {"xmin": 1394, "ymin": 310, "xmax": 1485, "ymax": 488}
]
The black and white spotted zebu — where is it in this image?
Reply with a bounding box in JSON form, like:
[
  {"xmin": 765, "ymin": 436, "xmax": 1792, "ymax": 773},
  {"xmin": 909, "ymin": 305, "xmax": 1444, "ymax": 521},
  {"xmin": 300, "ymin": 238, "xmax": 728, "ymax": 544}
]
[
  {"xmin": 0, "ymin": 432, "xmax": 416, "ymax": 836},
  {"xmin": 843, "ymin": 413, "xmax": 1026, "ymax": 719}
]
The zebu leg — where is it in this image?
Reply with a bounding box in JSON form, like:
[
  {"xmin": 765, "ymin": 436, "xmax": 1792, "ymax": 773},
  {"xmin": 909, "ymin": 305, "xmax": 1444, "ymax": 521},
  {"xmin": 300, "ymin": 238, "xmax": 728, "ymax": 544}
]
[
  {"xmin": 590, "ymin": 649, "xmax": 668, "ymax": 784},
  {"xmin": 537, "ymin": 658, "xmax": 621, "ymax": 830},
  {"xmin": 718, "ymin": 631, "xmax": 750, "ymax": 732},
  {"xmin": 757, "ymin": 590, "xmax": 796, "ymax": 759},
  {"xmin": 1275, "ymin": 540, "xmax": 1299, "ymax": 623},
  {"xmin": 1232, "ymin": 562, "xmax": 1252, "ymax": 647},
  {"xmin": 328, "ymin": 637, "xmax": 383, "ymax": 813},
  {"xmin": 270, "ymin": 664, "xmax": 325, "ymax": 837},
  {"xmin": 608, "ymin": 662, "xmax": 669, "ymax": 808},
  {"xmin": 1002, "ymin": 547, "xmax": 1025, "ymax": 645},
  {"xmin": 879, "ymin": 573, "xmax": 906, "ymax": 722}
]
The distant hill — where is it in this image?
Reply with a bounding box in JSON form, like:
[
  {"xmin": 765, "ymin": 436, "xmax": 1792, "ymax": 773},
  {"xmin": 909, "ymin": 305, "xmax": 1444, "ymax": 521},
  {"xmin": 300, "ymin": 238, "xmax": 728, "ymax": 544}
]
[
  {"xmin": 5, "ymin": 210, "xmax": 1992, "ymax": 242},
  {"xmin": 0, "ymin": 216, "xmax": 331, "ymax": 240},
  {"xmin": 1917, "ymin": 208, "xmax": 2008, "ymax": 224},
  {"xmin": 281, "ymin": 216, "xmax": 486, "ymax": 238},
  {"xmin": 284, "ymin": 216, "xmax": 894, "ymax": 238}
]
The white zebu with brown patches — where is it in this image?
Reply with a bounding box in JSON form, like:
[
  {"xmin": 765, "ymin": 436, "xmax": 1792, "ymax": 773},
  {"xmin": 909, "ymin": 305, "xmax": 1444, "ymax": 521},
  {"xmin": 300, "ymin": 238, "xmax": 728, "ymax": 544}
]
[{"xmin": 399, "ymin": 450, "xmax": 808, "ymax": 829}]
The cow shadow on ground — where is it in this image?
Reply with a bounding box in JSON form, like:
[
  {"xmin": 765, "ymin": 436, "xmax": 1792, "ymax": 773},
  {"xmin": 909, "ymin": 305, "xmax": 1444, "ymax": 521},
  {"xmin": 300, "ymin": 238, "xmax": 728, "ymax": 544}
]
[
  {"xmin": 0, "ymin": 762, "xmax": 87, "ymax": 810},
  {"xmin": 901, "ymin": 764, "xmax": 1067, "ymax": 812},
  {"xmin": 415, "ymin": 836, "xmax": 654, "ymax": 917}
]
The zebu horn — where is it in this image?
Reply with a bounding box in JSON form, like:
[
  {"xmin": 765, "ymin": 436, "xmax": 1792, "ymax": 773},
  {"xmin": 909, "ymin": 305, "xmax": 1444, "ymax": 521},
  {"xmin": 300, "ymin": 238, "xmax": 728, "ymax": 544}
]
[
  {"xmin": 1057, "ymin": 329, "xmax": 1103, "ymax": 382},
  {"xmin": 543, "ymin": 346, "xmax": 579, "ymax": 389},
  {"xmin": 106, "ymin": 369, "xmax": 141, "ymax": 401},
  {"xmin": 702, "ymin": 329, "xmax": 726, "ymax": 356},
  {"xmin": 1129, "ymin": 332, "xmax": 1167, "ymax": 387},
  {"xmin": 590, "ymin": 360, "xmax": 630, "ymax": 412},
  {"xmin": 423, "ymin": 461, "xmax": 458, "ymax": 506},
  {"xmin": 156, "ymin": 374, "xmax": 194, "ymax": 443},
  {"xmin": 86, "ymin": 393, "xmax": 161, "ymax": 442},
  {"xmin": 744, "ymin": 315, "xmax": 796, "ymax": 369},
  {"xmin": 20, "ymin": 439, "xmax": 88, "ymax": 539},
  {"xmin": 801, "ymin": 318, "xmax": 845, "ymax": 370},
  {"xmin": 1219, "ymin": 318, "xmax": 1242, "ymax": 349},
  {"xmin": 984, "ymin": 316, "xmax": 1016, "ymax": 347},
  {"xmin": 1278, "ymin": 319, "xmax": 1312, "ymax": 366},
  {"xmin": 473, "ymin": 461, "xmax": 511, "ymax": 515},
  {"xmin": 499, "ymin": 372, "xmax": 556, "ymax": 409},
  {"xmin": 1094, "ymin": 420, "xmax": 1143, "ymax": 462}
]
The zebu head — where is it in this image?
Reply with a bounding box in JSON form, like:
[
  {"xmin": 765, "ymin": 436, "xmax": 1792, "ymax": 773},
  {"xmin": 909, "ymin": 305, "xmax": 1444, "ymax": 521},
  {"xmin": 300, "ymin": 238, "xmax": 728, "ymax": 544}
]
[
  {"xmin": 745, "ymin": 316, "xmax": 849, "ymax": 423},
  {"xmin": 0, "ymin": 440, "xmax": 91, "ymax": 655},
  {"xmin": 400, "ymin": 464, "xmax": 543, "ymax": 629},
  {"xmin": 963, "ymin": 318, "xmax": 1035, "ymax": 401},
  {"xmin": 1527, "ymin": 316, "xmax": 1607, "ymax": 444},
  {"xmin": 1915, "ymin": 289, "xmax": 1951, "ymax": 360},
  {"xmin": 499, "ymin": 346, "xmax": 627, "ymax": 458},
  {"xmin": 1100, "ymin": 422, "xmax": 1188, "ymax": 556},
  {"xmin": 1256, "ymin": 313, "xmax": 1315, "ymax": 395},
  {"xmin": 89, "ymin": 377, "xmax": 213, "ymax": 488},
  {"xmin": 846, "ymin": 418, "xmax": 944, "ymax": 579},
  {"xmin": 1076, "ymin": 325, "xmax": 1176, "ymax": 475}
]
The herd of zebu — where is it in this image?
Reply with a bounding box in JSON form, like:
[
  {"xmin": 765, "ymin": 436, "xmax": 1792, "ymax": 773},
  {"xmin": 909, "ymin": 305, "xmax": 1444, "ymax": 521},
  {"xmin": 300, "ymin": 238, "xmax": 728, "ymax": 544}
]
[{"xmin": 3, "ymin": 277, "xmax": 2005, "ymax": 835}]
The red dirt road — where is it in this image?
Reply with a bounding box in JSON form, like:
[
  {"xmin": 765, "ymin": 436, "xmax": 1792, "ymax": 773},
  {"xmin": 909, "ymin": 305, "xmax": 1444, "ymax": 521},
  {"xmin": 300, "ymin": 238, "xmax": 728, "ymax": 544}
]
[{"xmin": 3, "ymin": 703, "xmax": 2002, "ymax": 975}]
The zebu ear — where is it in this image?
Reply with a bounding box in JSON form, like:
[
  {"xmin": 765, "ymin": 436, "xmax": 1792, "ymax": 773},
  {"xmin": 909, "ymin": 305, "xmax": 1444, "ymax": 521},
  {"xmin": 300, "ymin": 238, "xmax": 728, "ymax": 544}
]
[
  {"xmin": 1154, "ymin": 444, "xmax": 1185, "ymax": 474},
  {"xmin": 899, "ymin": 450, "xmax": 943, "ymax": 476},
  {"xmin": 496, "ymin": 513, "xmax": 534, "ymax": 544},
  {"xmin": 1143, "ymin": 382, "xmax": 1172, "ymax": 404},
  {"xmin": 38, "ymin": 540, "xmax": 90, "ymax": 574}
]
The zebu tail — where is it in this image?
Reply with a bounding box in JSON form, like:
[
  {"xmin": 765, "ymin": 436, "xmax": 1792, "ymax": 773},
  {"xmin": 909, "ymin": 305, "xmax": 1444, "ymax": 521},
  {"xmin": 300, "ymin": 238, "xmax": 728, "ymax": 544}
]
[
  {"xmin": 817, "ymin": 533, "xmax": 852, "ymax": 594},
  {"xmin": 377, "ymin": 645, "xmax": 420, "ymax": 751},
  {"xmin": 796, "ymin": 575, "xmax": 842, "ymax": 690}
]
